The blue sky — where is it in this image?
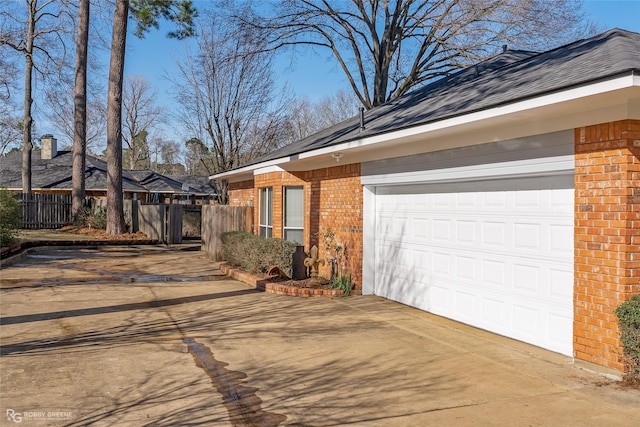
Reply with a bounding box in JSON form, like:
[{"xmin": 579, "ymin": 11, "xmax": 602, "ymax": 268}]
[
  {"xmin": 32, "ymin": 0, "xmax": 639, "ymax": 149},
  {"xmin": 123, "ymin": 0, "xmax": 640, "ymax": 110}
]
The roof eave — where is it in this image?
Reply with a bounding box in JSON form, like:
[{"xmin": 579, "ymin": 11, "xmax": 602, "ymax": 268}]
[{"xmin": 213, "ymin": 71, "xmax": 640, "ymax": 183}]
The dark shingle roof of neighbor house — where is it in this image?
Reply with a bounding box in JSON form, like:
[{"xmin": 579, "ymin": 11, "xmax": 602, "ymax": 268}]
[
  {"xmin": 0, "ymin": 150, "xmax": 210, "ymax": 195},
  {"xmin": 127, "ymin": 171, "xmax": 215, "ymax": 195},
  {"xmin": 237, "ymin": 28, "xmax": 640, "ymax": 170},
  {"xmin": 0, "ymin": 150, "xmax": 148, "ymax": 192},
  {"xmin": 128, "ymin": 170, "xmax": 187, "ymax": 193},
  {"xmin": 166, "ymin": 175, "xmax": 217, "ymax": 195}
]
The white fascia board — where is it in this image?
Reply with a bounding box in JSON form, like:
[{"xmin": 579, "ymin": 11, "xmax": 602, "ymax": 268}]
[
  {"xmin": 297, "ymin": 75, "xmax": 638, "ymax": 160},
  {"xmin": 210, "ymin": 157, "xmax": 291, "ymax": 180},
  {"xmin": 213, "ymin": 74, "xmax": 637, "ymax": 180},
  {"xmin": 361, "ymin": 155, "xmax": 575, "ymax": 186},
  {"xmin": 254, "ymin": 165, "xmax": 285, "ymax": 175}
]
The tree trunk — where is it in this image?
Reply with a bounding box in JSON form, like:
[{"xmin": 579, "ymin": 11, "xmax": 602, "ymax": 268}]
[
  {"xmin": 72, "ymin": 0, "xmax": 90, "ymax": 219},
  {"xmin": 106, "ymin": 0, "xmax": 128, "ymax": 234},
  {"xmin": 21, "ymin": 2, "xmax": 36, "ymax": 194}
]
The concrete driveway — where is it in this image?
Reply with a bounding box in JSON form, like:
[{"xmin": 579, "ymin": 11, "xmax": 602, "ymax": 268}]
[{"xmin": 1, "ymin": 246, "xmax": 638, "ymax": 426}]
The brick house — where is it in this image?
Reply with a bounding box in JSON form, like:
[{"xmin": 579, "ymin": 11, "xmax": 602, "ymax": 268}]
[
  {"xmin": 0, "ymin": 135, "xmax": 216, "ymax": 203},
  {"xmin": 213, "ymin": 29, "xmax": 640, "ymax": 374}
]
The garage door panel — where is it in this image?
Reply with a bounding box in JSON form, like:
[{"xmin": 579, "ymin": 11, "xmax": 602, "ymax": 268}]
[
  {"xmin": 550, "ymin": 224, "xmax": 573, "ymax": 253},
  {"xmin": 456, "ymin": 220, "xmax": 477, "ymax": 244},
  {"xmin": 483, "ymin": 222, "xmax": 506, "ymax": 246},
  {"xmin": 512, "ymin": 264, "xmax": 541, "ymax": 293},
  {"xmin": 482, "ymin": 259, "xmax": 507, "ymax": 287},
  {"xmin": 430, "ymin": 285, "xmax": 451, "ymax": 312},
  {"xmin": 455, "ymin": 255, "xmax": 477, "ymax": 281},
  {"xmin": 374, "ymin": 181, "xmax": 574, "ymax": 356},
  {"xmin": 512, "ymin": 305, "xmax": 539, "ymax": 337},
  {"xmin": 454, "ymin": 291, "xmax": 476, "ymax": 320},
  {"xmin": 549, "ymin": 268, "xmax": 573, "ymax": 298},
  {"xmin": 482, "ymin": 297, "xmax": 506, "ymax": 327}
]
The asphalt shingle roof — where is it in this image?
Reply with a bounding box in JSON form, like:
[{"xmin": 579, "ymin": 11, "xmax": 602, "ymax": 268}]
[
  {"xmin": 238, "ymin": 28, "xmax": 640, "ymax": 170},
  {"xmin": 0, "ymin": 151, "xmax": 148, "ymax": 191},
  {"xmin": 0, "ymin": 150, "xmax": 210, "ymax": 195}
]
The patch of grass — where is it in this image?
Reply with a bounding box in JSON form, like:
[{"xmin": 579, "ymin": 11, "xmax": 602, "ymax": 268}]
[{"xmin": 330, "ymin": 273, "xmax": 353, "ymax": 297}]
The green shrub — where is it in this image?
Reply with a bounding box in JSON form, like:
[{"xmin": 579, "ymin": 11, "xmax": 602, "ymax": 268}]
[
  {"xmin": 221, "ymin": 231, "xmax": 296, "ymax": 276},
  {"xmin": 183, "ymin": 210, "xmax": 201, "ymax": 237},
  {"xmin": 77, "ymin": 206, "xmax": 107, "ymax": 230},
  {"xmin": 614, "ymin": 295, "xmax": 640, "ymax": 383},
  {"xmin": 0, "ymin": 187, "xmax": 20, "ymax": 246},
  {"xmin": 330, "ymin": 273, "xmax": 353, "ymax": 297}
]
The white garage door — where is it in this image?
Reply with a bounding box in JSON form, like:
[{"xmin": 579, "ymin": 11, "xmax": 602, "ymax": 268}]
[{"xmin": 373, "ymin": 177, "xmax": 574, "ymax": 355}]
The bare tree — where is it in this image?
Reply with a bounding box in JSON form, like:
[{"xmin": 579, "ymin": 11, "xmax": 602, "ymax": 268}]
[
  {"xmin": 0, "ymin": 114, "xmax": 22, "ymax": 155},
  {"xmin": 173, "ymin": 12, "xmax": 292, "ymax": 203},
  {"xmin": 315, "ymin": 89, "xmax": 361, "ymax": 129},
  {"xmin": 157, "ymin": 139, "xmax": 184, "ymax": 174},
  {"xmin": 0, "ymin": 30, "xmax": 18, "ymax": 101},
  {"xmin": 122, "ymin": 75, "xmax": 164, "ymax": 169},
  {"xmin": 284, "ymin": 89, "xmax": 361, "ymax": 142},
  {"xmin": 105, "ymin": 0, "xmax": 197, "ymax": 234},
  {"xmin": 236, "ymin": 0, "xmax": 595, "ymax": 109},
  {"xmin": 146, "ymin": 132, "xmax": 183, "ymax": 173},
  {"xmin": 1, "ymin": 0, "xmax": 72, "ymax": 192},
  {"xmin": 44, "ymin": 85, "xmax": 107, "ymax": 151},
  {"xmin": 183, "ymin": 137, "xmax": 212, "ymax": 176},
  {"xmin": 0, "ymin": 47, "xmax": 20, "ymax": 155}
]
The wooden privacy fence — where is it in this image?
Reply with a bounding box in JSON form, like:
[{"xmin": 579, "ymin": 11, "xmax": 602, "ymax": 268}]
[
  {"xmin": 16, "ymin": 193, "xmax": 72, "ymax": 229},
  {"xmin": 202, "ymin": 205, "xmax": 253, "ymax": 261},
  {"xmin": 138, "ymin": 204, "xmax": 183, "ymax": 244}
]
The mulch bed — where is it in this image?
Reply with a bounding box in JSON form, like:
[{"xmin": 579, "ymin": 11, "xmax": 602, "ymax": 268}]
[{"xmin": 265, "ymin": 276, "xmax": 332, "ymax": 289}]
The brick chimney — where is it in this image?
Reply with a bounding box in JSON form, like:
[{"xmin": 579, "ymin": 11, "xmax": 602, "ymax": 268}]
[{"xmin": 40, "ymin": 134, "xmax": 57, "ymax": 159}]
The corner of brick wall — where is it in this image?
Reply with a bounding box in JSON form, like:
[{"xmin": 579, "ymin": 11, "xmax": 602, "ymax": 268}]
[
  {"xmin": 228, "ymin": 164, "xmax": 364, "ymax": 289},
  {"xmin": 574, "ymin": 119, "xmax": 640, "ymax": 372}
]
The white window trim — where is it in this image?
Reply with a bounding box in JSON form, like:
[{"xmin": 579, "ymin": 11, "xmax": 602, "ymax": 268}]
[
  {"xmin": 259, "ymin": 187, "xmax": 273, "ymax": 238},
  {"xmin": 283, "ymin": 186, "xmax": 304, "ymax": 244}
]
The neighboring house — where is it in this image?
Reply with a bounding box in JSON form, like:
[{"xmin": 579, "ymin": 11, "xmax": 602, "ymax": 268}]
[
  {"xmin": 0, "ymin": 135, "xmax": 215, "ymax": 203},
  {"xmin": 128, "ymin": 171, "xmax": 216, "ymax": 204},
  {"xmin": 213, "ymin": 28, "xmax": 640, "ymax": 374}
]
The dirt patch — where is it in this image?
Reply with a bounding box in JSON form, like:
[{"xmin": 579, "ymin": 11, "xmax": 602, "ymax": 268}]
[
  {"xmin": 16, "ymin": 227, "xmax": 151, "ymax": 242},
  {"xmin": 57, "ymin": 225, "xmax": 150, "ymax": 241},
  {"xmin": 266, "ymin": 276, "xmax": 332, "ymax": 289}
]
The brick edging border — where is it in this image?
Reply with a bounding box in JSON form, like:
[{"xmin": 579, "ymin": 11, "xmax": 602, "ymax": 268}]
[{"xmin": 219, "ymin": 263, "xmax": 352, "ymax": 298}]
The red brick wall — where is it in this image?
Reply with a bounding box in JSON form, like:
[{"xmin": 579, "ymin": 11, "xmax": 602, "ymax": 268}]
[
  {"xmin": 308, "ymin": 164, "xmax": 363, "ymax": 288},
  {"xmin": 574, "ymin": 119, "xmax": 640, "ymax": 372},
  {"xmin": 227, "ymin": 164, "xmax": 363, "ymax": 288},
  {"xmin": 229, "ymin": 180, "xmax": 255, "ymax": 207}
]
